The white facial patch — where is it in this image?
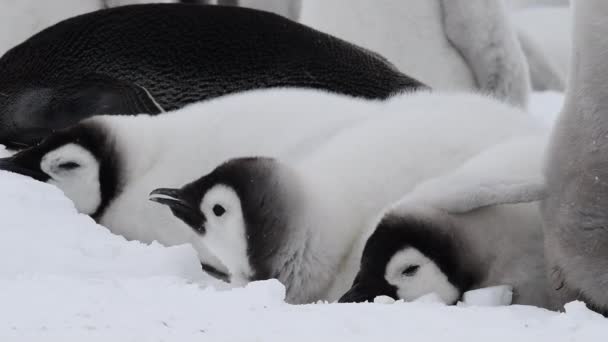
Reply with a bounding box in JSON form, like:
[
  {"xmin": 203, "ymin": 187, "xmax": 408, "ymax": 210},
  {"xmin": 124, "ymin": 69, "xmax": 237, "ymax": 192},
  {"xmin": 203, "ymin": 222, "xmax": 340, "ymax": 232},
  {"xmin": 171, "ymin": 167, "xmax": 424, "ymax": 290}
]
[
  {"xmin": 198, "ymin": 184, "xmax": 253, "ymax": 286},
  {"xmin": 40, "ymin": 143, "xmax": 101, "ymax": 215},
  {"xmin": 385, "ymin": 247, "xmax": 460, "ymax": 304}
]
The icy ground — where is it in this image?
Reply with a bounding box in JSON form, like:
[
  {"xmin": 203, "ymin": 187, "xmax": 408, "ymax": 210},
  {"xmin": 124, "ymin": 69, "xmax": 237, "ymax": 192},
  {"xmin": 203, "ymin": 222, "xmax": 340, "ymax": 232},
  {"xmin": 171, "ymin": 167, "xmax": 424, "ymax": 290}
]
[{"xmin": 1, "ymin": 92, "xmax": 607, "ymax": 341}]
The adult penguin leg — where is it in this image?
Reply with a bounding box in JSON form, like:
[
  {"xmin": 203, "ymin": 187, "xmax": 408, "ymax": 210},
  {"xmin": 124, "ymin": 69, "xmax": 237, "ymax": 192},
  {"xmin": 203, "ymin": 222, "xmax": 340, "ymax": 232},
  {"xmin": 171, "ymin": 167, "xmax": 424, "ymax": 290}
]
[{"xmin": 441, "ymin": 0, "xmax": 531, "ymax": 109}]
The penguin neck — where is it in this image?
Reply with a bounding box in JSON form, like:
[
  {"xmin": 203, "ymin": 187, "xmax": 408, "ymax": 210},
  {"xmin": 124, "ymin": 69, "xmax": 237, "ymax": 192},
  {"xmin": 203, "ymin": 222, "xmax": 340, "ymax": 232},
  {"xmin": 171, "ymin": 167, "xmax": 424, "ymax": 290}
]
[
  {"xmin": 97, "ymin": 116, "xmax": 160, "ymax": 179},
  {"xmin": 563, "ymin": 1, "xmax": 608, "ymax": 118},
  {"xmin": 397, "ymin": 205, "xmax": 482, "ymax": 294},
  {"xmin": 445, "ymin": 215, "xmax": 489, "ymax": 291},
  {"xmin": 271, "ymin": 169, "xmax": 366, "ymax": 304}
]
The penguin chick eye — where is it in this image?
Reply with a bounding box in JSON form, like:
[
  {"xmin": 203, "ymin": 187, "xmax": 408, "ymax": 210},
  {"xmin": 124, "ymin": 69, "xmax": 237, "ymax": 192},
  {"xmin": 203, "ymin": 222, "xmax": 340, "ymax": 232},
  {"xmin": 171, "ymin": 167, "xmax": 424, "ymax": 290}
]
[
  {"xmin": 212, "ymin": 204, "xmax": 226, "ymax": 217},
  {"xmin": 57, "ymin": 161, "xmax": 80, "ymax": 170},
  {"xmin": 402, "ymin": 265, "xmax": 420, "ymax": 277}
]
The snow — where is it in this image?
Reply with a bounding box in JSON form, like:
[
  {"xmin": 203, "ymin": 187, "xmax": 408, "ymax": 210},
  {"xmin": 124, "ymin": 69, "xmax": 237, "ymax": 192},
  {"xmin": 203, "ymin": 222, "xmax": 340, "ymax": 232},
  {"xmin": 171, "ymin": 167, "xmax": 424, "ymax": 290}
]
[
  {"xmin": 461, "ymin": 286, "xmax": 514, "ymax": 307},
  {"xmin": 1, "ymin": 92, "xmax": 607, "ymax": 340}
]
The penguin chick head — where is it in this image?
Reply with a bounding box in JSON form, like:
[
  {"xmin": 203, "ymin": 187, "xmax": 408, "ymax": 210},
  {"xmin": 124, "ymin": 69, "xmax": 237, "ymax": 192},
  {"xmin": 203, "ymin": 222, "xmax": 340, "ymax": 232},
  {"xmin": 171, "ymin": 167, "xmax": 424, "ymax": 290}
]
[
  {"xmin": 339, "ymin": 212, "xmax": 475, "ymax": 304},
  {"xmin": 0, "ymin": 120, "xmax": 119, "ymax": 218},
  {"xmin": 150, "ymin": 157, "xmax": 296, "ymax": 286}
]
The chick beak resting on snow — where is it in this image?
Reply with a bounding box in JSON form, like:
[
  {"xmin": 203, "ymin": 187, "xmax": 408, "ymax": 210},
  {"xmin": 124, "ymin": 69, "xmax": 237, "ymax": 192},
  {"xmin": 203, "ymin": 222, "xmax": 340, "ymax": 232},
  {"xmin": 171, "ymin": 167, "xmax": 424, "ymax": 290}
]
[
  {"xmin": 338, "ymin": 278, "xmax": 398, "ymax": 303},
  {"xmin": 149, "ymin": 188, "xmax": 206, "ymax": 233},
  {"xmin": 0, "ymin": 156, "xmax": 50, "ymax": 181},
  {"xmin": 150, "ymin": 187, "xmax": 231, "ymax": 283}
]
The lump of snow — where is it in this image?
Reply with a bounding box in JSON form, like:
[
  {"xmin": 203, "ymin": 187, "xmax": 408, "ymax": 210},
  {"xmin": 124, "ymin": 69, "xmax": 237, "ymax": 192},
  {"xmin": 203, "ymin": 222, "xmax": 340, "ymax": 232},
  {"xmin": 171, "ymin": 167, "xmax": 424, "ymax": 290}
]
[
  {"xmin": 243, "ymin": 279, "xmax": 287, "ymax": 305},
  {"xmin": 373, "ymin": 295, "xmax": 396, "ymax": 304},
  {"xmin": 564, "ymin": 301, "xmax": 607, "ymax": 321},
  {"xmin": 414, "ymin": 292, "xmax": 446, "ymax": 304},
  {"xmin": 461, "ymin": 285, "xmax": 513, "ymax": 307}
]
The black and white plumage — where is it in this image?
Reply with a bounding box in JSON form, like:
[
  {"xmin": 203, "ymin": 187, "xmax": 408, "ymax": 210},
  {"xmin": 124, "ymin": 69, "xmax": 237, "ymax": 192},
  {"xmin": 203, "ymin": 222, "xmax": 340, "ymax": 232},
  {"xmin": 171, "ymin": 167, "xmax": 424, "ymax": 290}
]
[
  {"xmin": 338, "ymin": 137, "xmax": 550, "ymax": 308},
  {"xmin": 0, "ymin": 3, "xmax": 423, "ymax": 148},
  {"xmin": 542, "ymin": 0, "xmax": 608, "ymax": 315},
  {"xmin": 147, "ymin": 92, "xmax": 542, "ymax": 303}
]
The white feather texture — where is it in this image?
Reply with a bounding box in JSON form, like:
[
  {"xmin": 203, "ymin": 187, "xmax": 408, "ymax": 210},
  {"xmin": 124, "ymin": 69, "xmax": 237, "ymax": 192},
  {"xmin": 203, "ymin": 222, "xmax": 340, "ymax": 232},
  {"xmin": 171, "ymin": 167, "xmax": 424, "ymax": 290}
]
[
  {"xmin": 96, "ymin": 88, "xmax": 374, "ymax": 245},
  {"xmin": 396, "ymin": 136, "xmax": 547, "ymax": 213},
  {"xmin": 173, "ymin": 89, "xmax": 542, "ymax": 303}
]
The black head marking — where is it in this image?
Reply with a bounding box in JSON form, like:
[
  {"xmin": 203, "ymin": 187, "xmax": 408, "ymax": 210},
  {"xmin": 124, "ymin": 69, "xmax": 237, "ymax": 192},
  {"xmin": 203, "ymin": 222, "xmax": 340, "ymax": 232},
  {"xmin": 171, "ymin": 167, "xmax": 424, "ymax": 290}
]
[
  {"xmin": 151, "ymin": 157, "xmax": 294, "ymax": 282},
  {"xmin": 150, "ymin": 187, "xmax": 206, "ymax": 233},
  {"xmin": 340, "ymin": 213, "xmax": 478, "ymax": 303},
  {"xmin": 0, "ymin": 120, "xmax": 122, "ymax": 220},
  {"xmin": 339, "ymin": 273, "xmax": 398, "ymax": 303}
]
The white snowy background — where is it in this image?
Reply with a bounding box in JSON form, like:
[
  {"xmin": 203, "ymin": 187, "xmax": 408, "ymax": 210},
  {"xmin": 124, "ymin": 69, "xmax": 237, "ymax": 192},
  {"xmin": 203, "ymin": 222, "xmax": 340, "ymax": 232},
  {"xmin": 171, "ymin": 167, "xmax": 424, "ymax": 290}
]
[{"xmin": 1, "ymin": 0, "xmax": 607, "ymax": 340}]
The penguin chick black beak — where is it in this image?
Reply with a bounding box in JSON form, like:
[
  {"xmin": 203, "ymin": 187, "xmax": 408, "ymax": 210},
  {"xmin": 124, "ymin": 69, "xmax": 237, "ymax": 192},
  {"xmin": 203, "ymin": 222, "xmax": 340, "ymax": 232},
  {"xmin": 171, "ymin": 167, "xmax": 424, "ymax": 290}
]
[
  {"xmin": 0, "ymin": 156, "xmax": 49, "ymax": 181},
  {"xmin": 149, "ymin": 188, "xmax": 206, "ymax": 233},
  {"xmin": 338, "ymin": 281, "xmax": 398, "ymax": 303}
]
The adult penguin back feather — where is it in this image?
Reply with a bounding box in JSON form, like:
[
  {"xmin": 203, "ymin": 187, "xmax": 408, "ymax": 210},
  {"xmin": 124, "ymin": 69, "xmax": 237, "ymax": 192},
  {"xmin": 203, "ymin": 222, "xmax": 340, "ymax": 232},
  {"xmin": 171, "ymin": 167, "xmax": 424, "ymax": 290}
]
[{"xmin": 0, "ymin": 4, "xmax": 424, "ymax": 147}]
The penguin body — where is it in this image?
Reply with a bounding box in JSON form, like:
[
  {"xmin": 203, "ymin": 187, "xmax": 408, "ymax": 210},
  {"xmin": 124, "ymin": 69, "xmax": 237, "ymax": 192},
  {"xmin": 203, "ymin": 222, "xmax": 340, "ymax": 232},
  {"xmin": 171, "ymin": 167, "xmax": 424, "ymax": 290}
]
[
  {"xmin": 543, "ymin": 0, "xmax": 608, "ymax": 315},
  {"xmin": 147, "ymin": 91, "xmax": 541, "ymax": 303},
  {"xmin": 339, "ymin": 137, "xmax": 550, "ymax": 308},
  {"xmin": 0, "ymin": 4, "xmax": 423, "ymax": 148}
]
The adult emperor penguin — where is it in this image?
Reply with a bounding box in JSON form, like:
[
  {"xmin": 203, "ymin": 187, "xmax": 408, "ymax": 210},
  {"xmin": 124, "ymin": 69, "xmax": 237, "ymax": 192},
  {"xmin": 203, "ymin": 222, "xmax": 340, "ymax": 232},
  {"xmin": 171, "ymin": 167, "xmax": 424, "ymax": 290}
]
[
  {"xmin": 542, "ymin": 0, "xmax": 608, "ymax": 315},
  {"xmin": 0, "ymin": 4, "xmax": 423, "ymax": 149},
  {"xmin": 300, "ymin": 0, "xmax": 530, "ymax": 108},
  {"xmin": 147, "ymin": 93, "xmax": 541, "ymax": 303},
  {"xmin": 338, "ymin": 137, "xmax": 551, "ymax": 308}
]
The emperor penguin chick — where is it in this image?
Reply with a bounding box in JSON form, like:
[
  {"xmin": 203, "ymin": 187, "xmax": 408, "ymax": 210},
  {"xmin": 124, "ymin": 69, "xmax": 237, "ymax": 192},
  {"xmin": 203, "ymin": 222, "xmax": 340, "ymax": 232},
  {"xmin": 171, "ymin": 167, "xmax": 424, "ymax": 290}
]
[{"xmin": 339, "ymin": 137, "xmax": 552, "ymax": 308}]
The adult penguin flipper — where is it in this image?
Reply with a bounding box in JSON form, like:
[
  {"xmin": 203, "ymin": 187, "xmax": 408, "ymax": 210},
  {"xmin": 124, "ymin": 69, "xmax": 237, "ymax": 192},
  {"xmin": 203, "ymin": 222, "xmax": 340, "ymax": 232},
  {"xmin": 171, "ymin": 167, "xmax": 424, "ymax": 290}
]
[
  {"xmin": 0, "ymin": 74, "xmax": 163, "ymax": 149},
  {"xmin": 395, "ymin": 136, "xmax": 546, "ymax": 214},
  {"xmin": 441, "ymin": 0, "xmax": 531, "ymax": 108}
]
